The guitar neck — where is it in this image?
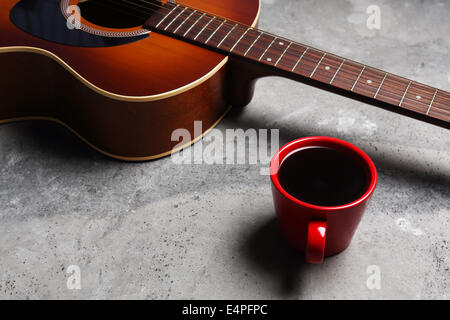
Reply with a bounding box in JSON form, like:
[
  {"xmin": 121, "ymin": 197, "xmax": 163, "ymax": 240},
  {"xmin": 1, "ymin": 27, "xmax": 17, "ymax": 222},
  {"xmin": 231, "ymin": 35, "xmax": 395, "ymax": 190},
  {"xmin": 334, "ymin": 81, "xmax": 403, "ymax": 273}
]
[{"xmin": 144, "ymin": 2, "xmax": 450, "ymax": 129}]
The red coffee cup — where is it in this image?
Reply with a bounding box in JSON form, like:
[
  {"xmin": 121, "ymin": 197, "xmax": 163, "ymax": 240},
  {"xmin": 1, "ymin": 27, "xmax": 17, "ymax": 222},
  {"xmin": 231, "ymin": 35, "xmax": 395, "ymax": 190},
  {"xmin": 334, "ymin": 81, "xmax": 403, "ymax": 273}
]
[{"xmin": 270, "ymin": 137, "xmax": 377, "ymax": 264}]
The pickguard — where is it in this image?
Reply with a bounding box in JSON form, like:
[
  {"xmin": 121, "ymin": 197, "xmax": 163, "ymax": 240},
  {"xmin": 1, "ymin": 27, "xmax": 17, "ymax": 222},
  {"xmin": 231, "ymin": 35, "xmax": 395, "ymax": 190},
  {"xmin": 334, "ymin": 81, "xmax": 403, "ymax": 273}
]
[{"xmin": 9, "ymin": 0, "xmax": 149, "ymax": 47}]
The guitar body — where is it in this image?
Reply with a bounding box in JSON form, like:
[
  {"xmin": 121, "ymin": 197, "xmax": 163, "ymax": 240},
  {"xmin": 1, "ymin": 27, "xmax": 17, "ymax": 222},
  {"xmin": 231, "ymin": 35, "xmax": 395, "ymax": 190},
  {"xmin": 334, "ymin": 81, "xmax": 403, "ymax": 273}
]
[{"xmin": 0, "ymin": 0, "xmax": 260, "ymax": 160}]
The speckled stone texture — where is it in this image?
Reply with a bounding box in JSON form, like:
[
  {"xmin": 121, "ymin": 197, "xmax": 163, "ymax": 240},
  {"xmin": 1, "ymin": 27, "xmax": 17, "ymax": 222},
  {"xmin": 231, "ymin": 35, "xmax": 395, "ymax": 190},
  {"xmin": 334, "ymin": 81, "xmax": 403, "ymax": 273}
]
[{"xmin": 0, "ymin": 0, "xmax": 449, "ymax": 299}]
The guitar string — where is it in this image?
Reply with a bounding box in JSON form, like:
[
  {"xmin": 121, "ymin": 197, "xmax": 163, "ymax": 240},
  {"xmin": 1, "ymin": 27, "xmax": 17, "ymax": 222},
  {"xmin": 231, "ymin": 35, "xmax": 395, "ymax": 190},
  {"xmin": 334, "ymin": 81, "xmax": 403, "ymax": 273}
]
[
  {"xmin": 138, "ymin": 0, "xmax": 450, "ymax": 108},
  {"xmin": 137, "ymin": 1, "xmax": 450, "ymax": 107},
  {"xmin": 102, "ymin": 0, "xmax": 450, "ymax": 107},
  {"xmin": 89, "ymin": 0, "xmax": 450, "ymax": 109},
  {"xmin": 82, "ymin": 0, "xmax": 450, "ymax": 109},
  {"xmin": 101, "ymin": 0, "xmax": 450, "ymax": 105},
  {"xmin": 84, "ymin": 0, "xmax": 150, "ymax": 20},
  {"xmin": 105, "ymin": 2, "xmax": 450, "ymax": 110}
]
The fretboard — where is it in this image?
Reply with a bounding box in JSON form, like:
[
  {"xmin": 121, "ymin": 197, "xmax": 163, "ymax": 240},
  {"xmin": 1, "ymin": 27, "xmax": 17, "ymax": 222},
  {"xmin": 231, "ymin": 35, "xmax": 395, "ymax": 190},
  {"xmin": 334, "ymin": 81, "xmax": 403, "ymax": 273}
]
[{"xmin": 144, "ymin": 2, "xmax": 450, "ymax": 128}]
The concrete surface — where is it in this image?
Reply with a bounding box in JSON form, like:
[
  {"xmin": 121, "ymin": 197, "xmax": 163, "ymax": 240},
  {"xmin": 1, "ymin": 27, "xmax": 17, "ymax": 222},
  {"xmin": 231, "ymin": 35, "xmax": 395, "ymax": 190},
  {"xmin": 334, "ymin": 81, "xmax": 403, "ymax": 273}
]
[{"xmin": 0, "ymin": 0, "xmax": 449, "ymax": 299}]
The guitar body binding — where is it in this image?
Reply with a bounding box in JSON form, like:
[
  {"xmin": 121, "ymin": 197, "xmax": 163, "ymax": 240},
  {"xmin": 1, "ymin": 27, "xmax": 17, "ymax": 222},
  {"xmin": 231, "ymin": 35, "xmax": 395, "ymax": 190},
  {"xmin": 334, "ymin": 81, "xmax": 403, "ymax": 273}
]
[{"xmin": 0, "ymin": 0, "xmax": 261, "ymax": 160}]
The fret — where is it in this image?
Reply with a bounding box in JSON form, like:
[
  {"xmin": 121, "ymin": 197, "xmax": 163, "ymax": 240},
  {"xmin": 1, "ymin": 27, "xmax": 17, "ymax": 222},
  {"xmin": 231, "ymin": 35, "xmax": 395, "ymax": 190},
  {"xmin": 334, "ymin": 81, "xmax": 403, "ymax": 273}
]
[
  {"xmin": 291, "ymin": 47, "xmax": 309, "ymax": 72},
  {"xmin": 332, "ymin": 60, "xmax": 365, "ymax": 91},
  {"xmin": 205, "ymin": 20, "xmax": 237, "ymax": 47},
  {"xmin": 174, "ymin": 11, "xmax": 203, "ymax": 36},
  {"xmin": 311, "ymin": 55, "xmax": 344, "ymax": 84},
  {"xmin": 205, "ymin": 19, "xmax": 227, "ymax": 44},
  {"xmin": 174, "ymin": 9, "xmax": 197, "ymax": 34},
  {"xmin": 353, "ymin": 67, "xmax": 387, "ymax": 98},
  {"xmin": 351, "ymin": 66, "xmax": 366, "ymax": 91},
  {"xmin": 230, "ymin": 28, "xmax": 260, "ymax": 55},
  {"xmin": 374, "ymin": 73, "xmax": 387, "ymax": 98},
  {"xmin": 217, "ymin": 23, "xmax": 238, "ymax": 48},
  {"xmin": 164, "ymin": 7, "xmax": 188, "ymax": 31},
  {"xmin": 144, "ymin": 1, "xmax": 450, "ymax": 124},
  {"xmin": 428, "ymin": 90, "xmax": 450, "ymax": 121},
  {"xmin": 261, "ymin": 40, "xmax": 292, "ymax": 66},
  {"xmin": 275, "ymin": 44, "xmax": 307, "ymax": 71},
  {"xmin": 310, "ymin": 53, "xmax": 326, "ymax": 77},
  {"xmin": 193, "ymin": 16, "xmax": 216, "ymax": 41},
  {"xmin": 230, "ymin": 28, "xmax": 250, "ymax": 52},
  {"xmin": 293, "ymin": 49, "xmax": 324, "ymax": 77},
  {"xmin": 330, "ymin": 59, "xmax": 345, "ymax": 84},
  {"xmin": 399, "ymin": 80, "xmax": 412, "ymax": 106},
  {"xmin": 164, "ymin": 7, "xmax": 196, "ymax": 35},
  {"xmin": 204, "ymin": 19, "xmax": 233, "ymax": 47},
  {"xmin": 427, "ymin": 89, "xmax": 439, "ymax": 115},
  {"xmin": 217, "ymin": 25, "xmax": 247, "ymax": 51},
  {"xmin": 258, "ymin": 38, "xmax": 276, "ymax": 61},
  {"xmin": 275, "ymin": 42, "xmax": 292, "ymax": 66},
  {"xmin": 183, "ymin": 12, "xmax": 205, "ymax": 36},
  {"xmin": 246, "ymin": 33, "xmax": 276, "ymax": 60},
  {"xmin": 155, "ymin": 4, "xmax": 180, "ymax": 28},
  {"xmin": 244, "ymin": 32, "xmax": 263, "ymax": 56},
  {"xmin": 400, "ymin": 82, "xmax": 435, "ymax": 114},
  {"xmin": 143, "ymin": 2, "xmax": 449, "ymax": 127},
  {"xmin": 376, "ymin": 74, "xmax": 410, "ymax": 106}
]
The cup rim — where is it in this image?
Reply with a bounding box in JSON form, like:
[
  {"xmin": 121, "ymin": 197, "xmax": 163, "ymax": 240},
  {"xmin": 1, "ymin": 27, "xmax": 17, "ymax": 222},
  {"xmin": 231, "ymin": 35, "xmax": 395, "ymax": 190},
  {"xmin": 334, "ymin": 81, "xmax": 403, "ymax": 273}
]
[{"xmin": 270, "ymin": 136, "xmax": 377, "ymax": 212}]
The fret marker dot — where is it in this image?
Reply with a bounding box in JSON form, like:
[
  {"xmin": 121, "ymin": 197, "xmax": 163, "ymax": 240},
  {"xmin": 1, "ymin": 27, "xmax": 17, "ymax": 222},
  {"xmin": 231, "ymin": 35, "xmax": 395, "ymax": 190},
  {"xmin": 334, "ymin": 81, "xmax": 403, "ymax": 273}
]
[
  {"xmin": 416, "ymin": 95, "xmax": 422, "ymax": 100},
  {"xmin": 325, "ymin": 66, "xmax": 330, "ymax": 71},
  {"xmin": 267, "ymin": 58, "xmax": 272, "ymax": 62},
  {"xmin": 279, "ymin": 42, "xmax": 284, "ymax": 45},
  {"xmin": 367, "ymin": 79, "xmax": 372, "ymax": 84}
]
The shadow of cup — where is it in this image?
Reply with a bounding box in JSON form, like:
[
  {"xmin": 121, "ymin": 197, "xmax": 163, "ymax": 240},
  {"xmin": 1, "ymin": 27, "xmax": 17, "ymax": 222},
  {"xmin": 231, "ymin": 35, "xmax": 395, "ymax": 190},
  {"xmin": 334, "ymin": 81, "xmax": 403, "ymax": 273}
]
[{"xmin": 240, "ymin": 217, "xmax": 309, "ymax": 297}]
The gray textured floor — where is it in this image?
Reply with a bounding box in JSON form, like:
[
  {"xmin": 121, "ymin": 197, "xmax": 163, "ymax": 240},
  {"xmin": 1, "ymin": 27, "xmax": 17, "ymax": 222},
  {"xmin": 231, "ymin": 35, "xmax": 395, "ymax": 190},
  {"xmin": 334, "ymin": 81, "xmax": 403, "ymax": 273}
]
[{"xmin": 1, "ymin": 0, "xmax": 449, "ymax": 299}]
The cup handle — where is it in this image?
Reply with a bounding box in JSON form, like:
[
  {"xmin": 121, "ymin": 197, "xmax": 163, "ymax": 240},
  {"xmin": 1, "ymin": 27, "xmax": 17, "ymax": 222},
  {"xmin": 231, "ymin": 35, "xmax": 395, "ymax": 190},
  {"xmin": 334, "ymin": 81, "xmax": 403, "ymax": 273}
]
[{"xmin": 306, "ymin": 221, "xmax": 327, "ymax": 264}]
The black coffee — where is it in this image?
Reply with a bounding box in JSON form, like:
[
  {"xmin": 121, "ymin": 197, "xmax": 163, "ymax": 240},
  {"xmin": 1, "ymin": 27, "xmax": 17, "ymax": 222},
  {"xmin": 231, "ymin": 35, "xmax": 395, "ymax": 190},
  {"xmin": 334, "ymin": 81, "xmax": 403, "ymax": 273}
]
[{"xmin": 278, "ymin": 146, "xmax": 369, "ymax": 206}]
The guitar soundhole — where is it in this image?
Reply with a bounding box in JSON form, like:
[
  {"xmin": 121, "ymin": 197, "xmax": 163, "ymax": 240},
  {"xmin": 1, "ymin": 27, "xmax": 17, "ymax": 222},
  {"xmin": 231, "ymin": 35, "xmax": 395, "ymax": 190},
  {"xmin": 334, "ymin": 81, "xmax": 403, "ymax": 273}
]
[
  {"xmin": 10, "ymin": 0, "xmax": 149, "ymax": 47},
  {"xmin": 78, "ymin": 0, "xmax": 147, "ymax": 29}
]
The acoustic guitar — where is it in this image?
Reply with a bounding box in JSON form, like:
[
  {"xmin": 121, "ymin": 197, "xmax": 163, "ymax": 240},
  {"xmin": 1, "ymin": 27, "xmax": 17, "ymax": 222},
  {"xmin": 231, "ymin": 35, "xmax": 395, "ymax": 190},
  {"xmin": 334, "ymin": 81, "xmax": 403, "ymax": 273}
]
[{"xmin": 1, "ymin": 0, "xmax": 449, "ymax": 161}]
